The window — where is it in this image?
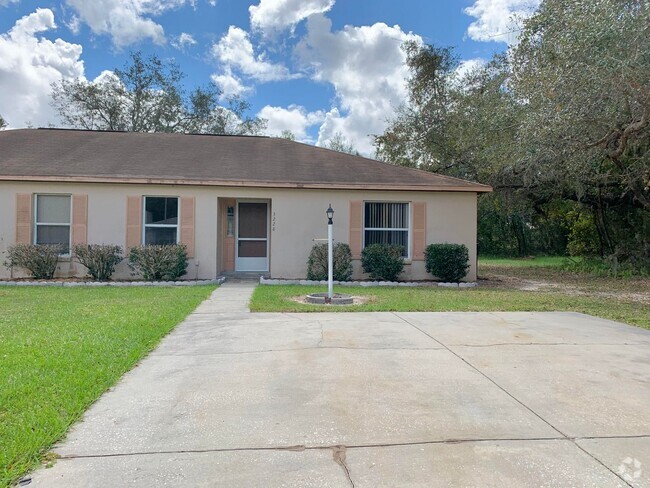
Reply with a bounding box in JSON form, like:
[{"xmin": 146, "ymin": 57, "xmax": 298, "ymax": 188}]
[
  {"xmin": 144, "ymin": 197, "xmax": 179, "ymax": 245},
  {"xmin": 227, "ymin": 206, "xmax": 235, "ymax": 237},
  {"xmin": 364, "ymin": 202, "xmax": 410, "ymax": 257},
  {"xmin": 35, "ymin": 194, "xmax": 71, "ymax": 253}
]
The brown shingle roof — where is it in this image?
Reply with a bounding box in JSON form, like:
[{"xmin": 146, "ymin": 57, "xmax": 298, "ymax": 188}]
[{"xmin": 0, "ymin": 128, "xmax": 491, "ymax": 192}]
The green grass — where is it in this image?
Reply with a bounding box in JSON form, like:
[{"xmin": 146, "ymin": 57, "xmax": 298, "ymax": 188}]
[
  {"xmin": 0, "ymin": 286, "xmax": 214, "ymax": 488},
  {"xmin": 250, "ymin": 285, "xmax": 649, "ymax": 330},
  {"xmin": 478, "ymin": 256, "xmax": 571, "ymax": 267}
]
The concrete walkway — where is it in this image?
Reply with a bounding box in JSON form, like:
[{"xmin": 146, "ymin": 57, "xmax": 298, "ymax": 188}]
[
  {"xmin": 27, "ymin": 298, "xmax": 650, "ymax": 487},
  {"xmin": 192, "ymin": 279, "xmax": 257, "ymax": 313}
]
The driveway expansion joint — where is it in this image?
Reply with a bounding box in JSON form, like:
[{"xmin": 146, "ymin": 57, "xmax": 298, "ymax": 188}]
[
  {"xmin": 56, "ymin": 435, "xmax": 600, "ymax": 461},
  {"xmin": 152, "ymin": 345, "xmax": 444, "ymax": 357},
  {"xmin": 448, "ymin": 342, "xmax": 640, "ymax": 347}
]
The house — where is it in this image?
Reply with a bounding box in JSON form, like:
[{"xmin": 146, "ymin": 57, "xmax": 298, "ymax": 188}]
[{"xmin": 0, "ymin": 128, "xmax": 491, "ymax": 281}]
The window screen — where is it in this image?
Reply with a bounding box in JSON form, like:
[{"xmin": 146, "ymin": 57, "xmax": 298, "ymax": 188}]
[
  {"xmin": 35, "ymin": 194, "xmax": 71, "ymax": 253},
  {"xmin": 144, "ymin": 197, "xmax": 179, "ymax": 245},
  {"xmin": 364, "ymin": 202, "xmax": 409, "ymax": 257}
]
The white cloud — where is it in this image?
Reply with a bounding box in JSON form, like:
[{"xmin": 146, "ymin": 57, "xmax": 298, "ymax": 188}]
[
  {"xmin": 257, "ymin": 104, "xmax": 324, "ymax": 142},
  {"xmin": 211, "ymin": 69, "xmax": 251, "ymax": 100},
  {"xmin": 64, "ymin": 0, "xmax": 193, "ymax": 47},
  {"xmin": 296, "ymin": 14, "xmax": 421, "ymax": 154},
  {"xmin": 171, "ymin": 32, "xmax": 196, "ymax": 50},
  {"xmin": 211, "ymin": 26, "xmax": 298, "ymax": 82},
  {"xmin": 455, "ymin": 58, "xmax": 487, "ymax": 79},
  {"xmin": 0, "ymin": 0, "xmax": 20, "ymax": 7},
  {"xmin": 0, "ymin": 8, "xmax": 84, "ymax": 127},
  {"xmin": 464, "ymin": 0, "xmax": 539, "ymax": 44},
  {"xmin": 249, "ymin": 0, "xmax": 334, "ymax": 37}
]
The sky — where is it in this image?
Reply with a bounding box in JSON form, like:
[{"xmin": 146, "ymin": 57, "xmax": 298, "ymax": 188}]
[{"xmin": 0, "ymin": 0, "xmax": 540, "ymax": 154}]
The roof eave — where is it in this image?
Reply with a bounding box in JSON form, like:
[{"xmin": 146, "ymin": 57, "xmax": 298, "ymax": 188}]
[{"xmin": 0, "ymin": 174, "xmax": 493, "ymax": 193}]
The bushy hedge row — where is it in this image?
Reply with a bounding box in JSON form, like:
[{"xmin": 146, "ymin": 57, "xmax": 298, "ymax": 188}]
[
  {"xmin": 4, "ymin": 244, "xmax": 62, "ymax": 279},
  {"xmin": 361, "ymin": 243, "xmax": 405, "ymax": 281},
  {"xmin": 128, "ymin": 244, "xmax": 188, "ymax": 281},
  {"xmin": 74, "ymin": 244, "xmax": 123, "ymax": 281},
  {"xmin": 306, "ymin": 243, "xmax": 353, "ymax": 281},
  {"xmin": 3, "ymin": 243, "xmax": 188, "ymax": 281},
  {"xmin": 424, "ymin": 243, "xmax": 470, "ymax": 282}
]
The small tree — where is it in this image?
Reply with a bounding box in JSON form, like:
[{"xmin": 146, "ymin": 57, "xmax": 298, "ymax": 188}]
[
  {"xmin": 74, "ymin": 244, "xmax": 123, "ymax": 281},
  {"xmin": 424, "ymin": 243, "xmax": 469, "ymax": 282},
  {"xmin": 306, "ymin": 243, "xmax": 353, "ymax": 281},
  {"xmin": 361, "ymin": 244, "xmax": 405, "ymax": 281},
  {"xmin": 5, "ymin": 244, "xmax": 61, "ymax": 279},
  {"xmin": 128, "ymin": 244, "xmax": 188, "ymax": 281},
  {"xmin": 326, "ymin": 132, "xmax": 359, "ymax": 155}
]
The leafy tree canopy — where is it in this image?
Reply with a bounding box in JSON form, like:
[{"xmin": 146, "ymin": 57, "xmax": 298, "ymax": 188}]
[
  {"xmin": 51, "ymin": 52, "xmax": 266, "ymax": 136},
  {"xmin": 376, "ymin": 0, "xmax": 649, "ymax": 265},
  {"xmin": 326, "ymin": 132, "xmax": 359, "ymax": 155}
]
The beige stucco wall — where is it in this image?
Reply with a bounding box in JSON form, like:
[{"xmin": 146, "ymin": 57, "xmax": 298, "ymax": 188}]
[{"xmin": 0, "ymin": 181, "xmax": 478, "ymax": 281}]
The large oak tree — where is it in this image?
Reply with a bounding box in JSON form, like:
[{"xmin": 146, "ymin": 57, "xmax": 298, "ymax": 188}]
[{"xmin": 51, "ymin": 52, "xmax": 265, "ymax": 135}]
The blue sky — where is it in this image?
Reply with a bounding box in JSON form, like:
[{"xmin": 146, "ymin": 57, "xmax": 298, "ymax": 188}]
[{"xmin": 0, "ymin": 0, "xmax": 538, "ymax": 153}]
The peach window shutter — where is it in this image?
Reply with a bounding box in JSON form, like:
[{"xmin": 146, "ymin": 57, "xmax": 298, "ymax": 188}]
[
  {"xmin": 71, "ymin": 194, "xmax": 88, "ymax": 247},
  {"xmin": 349, "ymin": 200, "xmax": 363, "ymax": 259},
  {"xmin": 412, "ymin": 202, "xmax": 427, "ymax": 261},
  {"xmin": 125, "ymin": 196, "xmax": 142, "ymax": 252},
  {"xmin": 15, "ymin": 193, "xmax": 32, "ymax": 244},
  {"xmin": 180, "ymin": 196, "xmax": 196, "ymax": 258}
]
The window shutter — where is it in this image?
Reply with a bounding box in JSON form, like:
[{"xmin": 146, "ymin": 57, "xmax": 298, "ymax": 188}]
[
  {"xmin": 71, "ymin": 194, "xmax": 88, "ymax": 247},
  {"xmin": 349, "ymin": 200, "xmax": 363, "ymax": 259},
  {"xmin": 180, "ymin": 196, "xmax": 195, "ymax": 258},
  {"xmin": 125, "ymin": 196, "xmax": 142, "ymax": 253},
  {"xmin": 15, "ymin": 193, "xmax": 32, "ymax": 244},
  {"xmin": 412, "ymin": 202, "xmax": 426, "ymax": 260}
]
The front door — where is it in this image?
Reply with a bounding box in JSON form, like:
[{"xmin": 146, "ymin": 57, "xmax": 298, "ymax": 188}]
[{"xmin": 235, "ymin": 201, "xmax": 269, "ymax": 272}]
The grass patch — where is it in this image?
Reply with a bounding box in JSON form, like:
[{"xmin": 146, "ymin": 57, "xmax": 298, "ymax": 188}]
[
  {"xmin": 250, "ymin": 285, "xmax": 649, "ymax": 330},
  {"xmin": 478, "ymin": 256, "xmax": 571, "ymax": 267},
  {"xmin": 0, "ymin": 286, "xmax": 214, "ymax": 488}
]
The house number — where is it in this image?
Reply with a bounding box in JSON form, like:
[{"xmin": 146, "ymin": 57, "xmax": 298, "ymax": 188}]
[{"xmin": 272, "ymin": 212, "xmax": 276, "ymax": 232}]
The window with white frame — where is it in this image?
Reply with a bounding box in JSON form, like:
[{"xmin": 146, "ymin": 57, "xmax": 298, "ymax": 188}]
[
  {"xmin": 364, "ymin": 202, "xmax": 410, "ymax": 257},
  {"xmin": 35, "ymin": 194, "xmax": 71, "ymax": 253},
  {"xmin": 144, "ymin": 196, "xmax": 179, "ymax": 245}
]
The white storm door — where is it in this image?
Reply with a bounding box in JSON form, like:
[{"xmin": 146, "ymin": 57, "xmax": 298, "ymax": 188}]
[{"xmin": 235, "ymin": 201, "xmax": 269, "ymax": 272}]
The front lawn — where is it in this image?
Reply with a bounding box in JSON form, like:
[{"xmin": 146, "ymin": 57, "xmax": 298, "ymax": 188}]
[
  {"xmin": 0, "ymin": 286, "xmax": 214, "ymax": 488},
  {"xmin": 250, "ymin": 285, "xmax": 649, "ymax": 330}
]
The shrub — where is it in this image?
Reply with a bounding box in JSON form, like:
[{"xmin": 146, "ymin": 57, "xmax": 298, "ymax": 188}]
[
  {"xmin": 361, "ymin": 243, "xmax": 405, "ymax": 281},
  {"xmin": 128, "ymin": 244, "xmax": 188, "ymax": 281},
  {"xmin": 74, "ymin": 244, "xmax": 123, "ymax": 281},
  {"xmin": 4, "ymin": 244, "xmax": 61, "ymax": 279},
  {"xmin": 306, "ymin": 243, "xmax": 353, "ymax": 281},
  {"xmin": 425, "ymin": 243, "xmax": 470, "ymax": 282}
]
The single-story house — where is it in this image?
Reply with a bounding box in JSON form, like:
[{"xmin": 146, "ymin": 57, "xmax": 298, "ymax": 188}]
[{"xmin": 0, "ymin": 128, "xmax": 491, "ymax": 281}]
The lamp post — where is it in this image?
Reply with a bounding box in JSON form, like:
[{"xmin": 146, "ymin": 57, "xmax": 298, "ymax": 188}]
[{"xmin": 326, "ymin": 204, "xmax": 334, "ymax": 303}]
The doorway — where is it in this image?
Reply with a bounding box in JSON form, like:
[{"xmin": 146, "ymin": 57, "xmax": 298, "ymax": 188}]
[{"xmin": 235, "ymin": 201, "xmax": 269, "ymax": 272}]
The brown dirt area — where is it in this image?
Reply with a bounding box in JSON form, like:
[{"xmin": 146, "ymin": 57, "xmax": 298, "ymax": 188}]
[{"xmin": 479, "ymin": 265, "xmax": 650, "ymax": 306}]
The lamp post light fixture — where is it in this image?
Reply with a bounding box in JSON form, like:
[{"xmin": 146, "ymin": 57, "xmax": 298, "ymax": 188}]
[{"xmin": 326, "ymin": 204, "xmax": 334, "ymax": 303}]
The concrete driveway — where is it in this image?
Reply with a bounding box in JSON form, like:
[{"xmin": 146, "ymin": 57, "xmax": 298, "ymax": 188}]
[{"xmin": 29, "ymin": 293, "xmax": 650, "ymax": 486}]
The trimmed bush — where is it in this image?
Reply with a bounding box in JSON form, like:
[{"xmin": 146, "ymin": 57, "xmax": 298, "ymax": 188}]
[
  {"xmin": 5, "ymin": 244, "xmax": 61, "ymax": 279},
  {"xmin": 74, "ymin": 244, "xmax": 123, "ymax": 281},
  {"xmin": 306, "ymin": 243, "xmax": 353, "ymax": 281},
  {"xmin": 361, "ymin": 243, "xmax": 405, "ymax": 281},
  {"xmin": 128, "ymin": 244, "xmax": 188, "ymax": 281},
  {"xmin": 425, "ymin": 243, "xmax": 470, "ymax": 282}
]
